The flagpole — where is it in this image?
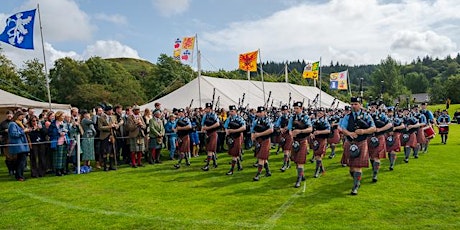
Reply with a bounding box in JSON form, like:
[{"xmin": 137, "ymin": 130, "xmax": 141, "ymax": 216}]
[
  {"xmin": 285, "ymin": 62, "xmax": 288, "ymax": 83},
  {"xmin": 318, "ymin": 57, "xmax": 322, "ymax": 108},
  {"xmin": 195, "ymin": 34, "xmax": 202, "ymax": 108},
  {"xmin": 259, "ymin": 49, "xmax": 266, "ymax": 104},
  {"xmin": 37, "ymin": 4, "xmax": 52, "ymax": 109},
  {"xmin": 347, "ymin": 69, "xmax": 352, "ymax": 96}
]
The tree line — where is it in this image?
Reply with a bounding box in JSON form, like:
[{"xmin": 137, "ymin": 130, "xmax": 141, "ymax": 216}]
[{"xmin": 1, "ymin": 47, "xmax": 460, "ymax": 109}]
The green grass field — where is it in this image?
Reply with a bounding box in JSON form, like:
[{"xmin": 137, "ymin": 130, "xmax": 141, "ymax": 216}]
[{"xmin": 0, "ymin": 105, "xmax": 459, "ymax": 229}]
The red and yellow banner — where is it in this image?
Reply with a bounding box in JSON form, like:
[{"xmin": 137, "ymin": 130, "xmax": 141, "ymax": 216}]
[
  {"xmin": 239, "ymin": 50, "xmax": 258, "ymax": 72},
  {"xmin": 173, "ymin": 36, "xmax": 195, "ymax": 63}
]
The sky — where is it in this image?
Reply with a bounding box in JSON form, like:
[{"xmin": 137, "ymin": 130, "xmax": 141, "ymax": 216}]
[{"xmin": 1, "ymin": 0, "xmax": 460, "ymax": 72}]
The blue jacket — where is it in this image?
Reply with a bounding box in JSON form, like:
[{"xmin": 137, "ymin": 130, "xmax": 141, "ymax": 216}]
[{"xmin": 8, "ymin": 122, "xmax": 30, "ymax": 154}]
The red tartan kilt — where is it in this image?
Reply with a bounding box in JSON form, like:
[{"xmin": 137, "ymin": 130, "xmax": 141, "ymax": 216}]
[
  {"xmin": 228, "ymin": 134, "xmax": 242, "ymax": 157},
  {"xmin": 280, "ymin": 132, "xmax": 293, "ymax": 151},
  {"xmin": 368, "ymin": 135, "xmax": 387, "ymax": 159},
  {"xmin": 313, "ymin": 138, "xmax": 327, "ymax": 157},
  {"xmin": 343, "ymin": 139, "xmax": 369, "ymax": 168},
  {"xmin": 341, "ymin": 141, "xmax": 349, "ymax": 166},
  {"xmin": 327, "ymin": 129, "xmax": 340, "ymax": 144},
  {"xmin": 386, "ymin": 133, "xmax": 401, "ymax": 152},
  {"xmin": 178, "ymin": 135, "xmax": 190, "ymax": 153},
  {"xmin": 292, "ymin": 138, "xmax": 308, "ymax": 164},
  {"xmin": 308, "ymin": 135, "xmax": 315, "ymax": 150},
  {"xmin": 256, "ymin": 138, "xmax": 270, "ymax": 160},
  {"xmin": 416, "ymin": 128, "xmax": 426, "ymax": 144},
  {"xmin": 206, "ymin": 131, "xmax": 218, "ymax": 152},
  {"xmin": 401, "ymin": 132, "xmax": 417, "ymax": 148}
]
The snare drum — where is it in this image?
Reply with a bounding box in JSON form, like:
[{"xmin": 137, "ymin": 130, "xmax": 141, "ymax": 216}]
[
  {"xmin": 439, "ymin": 125, "xmax": 449, "ymax": 134},
  {"xmin": 423, "ymin": 126, "xmax": 435, "ymax": 139}
]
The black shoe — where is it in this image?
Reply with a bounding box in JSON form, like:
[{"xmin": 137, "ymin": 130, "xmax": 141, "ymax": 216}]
[
  {"xmin": 414, "ymin": 155, "xmax": 419, "ymax": 159},
  {"xmin": 237, "ymin": 167, "xmax": 243, "ymax": 171},
  {"xmin": 294, "ymin": 179, "xmax": 301, "ymax": 188},
  {"xmin": 372, "ymin": 177, "xmax": 378, "ymax": 183},
  {"xmin": 309, "ymin": 159, "xmax": 314, "ymax": 163},
  {"xmin": 314, "ymin": 173, "xmax": 319, "ymax": 178},
  {"xmin": 329, "ymin": 154, "xmax": 335, "ymax": 159},
  {"xmin": 389, "ymin": 166, "xmax": 394, "ymax": 171},
  {"xmin": 109, "ymin": 167, "xmax": 117, "ymax": 171},
  {"xmin": 341, "ymin": 164, "xmax": 347, "ymax": 167},
  {"xmin": 132, "ymin": 165, "xmax": 138, "ymax": 168},
  {"xmin": 226, "ymin": 170, "xmax": 233, "ymax": 175},
  {"xmin": 213, "ymin": 164, "xmax": 218, "ymax": 168},
  {"xmin": 280, "ymin": 166, "xmax": 286, "ymax": 172},
  {"xmin": 55, "ymin": 172, "xmax": 62, "ymax": 177},
  {"xmin": 350, "ymin": 189, "xmax": 358, "ymax": 195},
  {"xmin": 404, "ymin": 159, "xmax": 409, "ymax": 163},
  {"xmin": 253, "ymin": 163, "xmax": 259, "ymax": 167},
  {"xmin": 253, "ymin": 175, "xmax": 260, "ymax": 181},
  {"xmin": 265, "ymin": 172, "xmax": 272, "ymax": 177},
  {"xmin": 186, "ymin": 162, "xmax": 191, "ymax": 166},
  {"xmin": 201, "ymin": 166, "xmax": 209, "ymax": 171},
  {"xmin": 174, "ymin": 164, "xmax": 180, "ymax": 169},
  {"xmin": 302, "ymin": 176, "xmax": 306, "ymax": 181}
]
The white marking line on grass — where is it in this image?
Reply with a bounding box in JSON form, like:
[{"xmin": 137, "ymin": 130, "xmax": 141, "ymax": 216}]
[
  {"xmin": 17, "ymin": 191, "xmax": 265, "ymax": 229},
  {"xmin": 265, "ymin": 188, "xmax": 303, "ymax": 229}
]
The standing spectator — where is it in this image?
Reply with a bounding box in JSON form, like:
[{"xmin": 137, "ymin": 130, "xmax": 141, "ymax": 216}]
[
  {"xmin": 149, "ymin": 109, "xmax": 165, "ymax": 163},
  {"xmin": 165, "ymin": 114, "xmax": 177, "ymax": 160},
  {"xmin": 27, "ymin": 116, "xmax": 47, "ymax": 178},
  {"xmin": 1, "ymin": 111, "xmax": 15, "ymax": 175},
  {"xmin": 92, "ymin": 106, "xmax": 103, "ymax": 169},
  {"xmin": 127, "ymin": 106, "xmax": 147, "ymax": 167},
  {"xmin": 81, "ymin": 110, "xmax": 96, "ymax": 167},
  {"xmin": 8, "ymin": 111, "xmax": 30, "ymax": 181},
  {"xmin": 48, "ymin": 111, "xmax": 69, "ymax": 176},
  {"xmin": 113, "ymin": 105, "xmax": 126, "ymax": 164},
  {"xmin": 143, "ymin": 108, "xmax": 153, "ymax": 163}
]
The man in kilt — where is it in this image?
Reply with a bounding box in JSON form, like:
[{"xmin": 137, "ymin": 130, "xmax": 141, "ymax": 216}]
[
  {"xmin": 420, "ymin": 102, "xmax": 435, "ymax": 152},
  {"xmin": 437, "ymin": 110, "xmax": 451, "ymax": 144},
  {"xmin": 126, "ymin": 105, "xmax": 147, "ymax": 168},
  {"xmin": 250, "ymin": 106, "xmax": 274, "ymax": 181},
  {"xmin": 327, "ymin": 109, "xmax": 341, "ymax": 159},
  {"xmin": 201, "ymin": 103, "xmax": 220, "ymax": 171},
  {"xmin": 368, "ymin": 101, "xmax": 393, "ymax": 182},
  {"xmin": 274, "ymin": 105, "xmax": 293, "ymax": 172},
  {"xmin": 288, "ymin": 101, "xmax": 313, "ymax": 188},
  {"xmin": 411, "ymin": 105, "xmax": 427, "ymax": 159},
  {"xmin": 224, "ymin": 105, "xmax": 246, "ymax": 175},
  {"xmin": 340, "ymin": 97, "xmax": 376, "ymax": 195},
  {"xmin": 385, "ymin": 107, "xmax": 405, "ymax": 171},
  {"xmin": 174, "ymin": 108, "xmax": 192, "ymax": 169},
  {"xmin": 401, "ymin": 108, "xmax": 419, "ymax": 163},
  {"xmin": 311, "ymin": 108, "xmax": 331, "ymax": 178},
  {"xmin": 97, "ymin": 105, "xmax": 121, "ymax": 171}
]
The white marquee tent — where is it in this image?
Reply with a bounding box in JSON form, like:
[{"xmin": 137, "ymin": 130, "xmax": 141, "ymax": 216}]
[
  {"xmin": 0, "ymin": 88, "xmax": 71, "ymax": 119},
  {"xmin": 141, "ymin": 76, "xmax": 349, "ymax": 111}
]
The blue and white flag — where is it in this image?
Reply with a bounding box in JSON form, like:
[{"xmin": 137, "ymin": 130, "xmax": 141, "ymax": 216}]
[{"xmin": 0, "ymin": 9, "xmax": 36, "ymax": 49}]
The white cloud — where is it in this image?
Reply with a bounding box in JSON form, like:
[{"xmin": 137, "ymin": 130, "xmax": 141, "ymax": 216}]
[
  {"xmin": 152, "ymin": 0, "xmax": 190, "ymax": 17},
  {"xmin": 82, "ymin": 40, "xmax": 140, "ymax": 59},
  {"xmin": 94, "ymin": 13, "xmax": 127, "ymax": 25},
  {"xmin": 20, "ymin": 0, "xmax": 94, "ymax": 42},
  {"xmin": 201, "ymin": 0, "xmax": 460, "ymax": 67}
]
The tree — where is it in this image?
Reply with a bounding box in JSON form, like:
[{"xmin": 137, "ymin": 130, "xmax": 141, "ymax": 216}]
[
  {"xmin": 0, "ymin": 50, "xmax": 25, "ymax": 96},
  {"xmin": 18, "ymin": 59, "xmax": 48, "ymax": 101},
  {"xmin": 369, "ymin": 56, "xmax": 407, "ymax": 104},
  {"xmin": 403, "ymin": 72, "xmax": 429, "ymax": 94}
]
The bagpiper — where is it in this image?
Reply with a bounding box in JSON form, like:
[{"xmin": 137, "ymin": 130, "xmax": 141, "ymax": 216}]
[{"xmin": 223, "ymin": 105, "xmax": 246, "ymax": 175}]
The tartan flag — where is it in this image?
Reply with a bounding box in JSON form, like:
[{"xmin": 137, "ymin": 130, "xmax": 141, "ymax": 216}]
[
  {"xmin": 239, "ymin": 50, "xmax": 258, "ymax": 72},
  {"xmin": 302, "ymin": 61, "xmax": 319, "ymax": 79},
  {"xmin": 0, "ymin": 9, "xmax": 36, "ymax": 49}
]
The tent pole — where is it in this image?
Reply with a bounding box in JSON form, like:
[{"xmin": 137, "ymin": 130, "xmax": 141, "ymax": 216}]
[{"xmin": 38, "ymin": 4, "xmax": 52, "ymax": 109}]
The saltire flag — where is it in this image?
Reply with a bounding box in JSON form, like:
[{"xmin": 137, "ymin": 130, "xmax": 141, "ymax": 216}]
[
  {"xmin": 172, "ymin": 36, "xmax": 195, "ymax": 63},
  {"xmin": 330, "ymin": 70, "xmax": 348, "ymax": 90},
  {"xmin": 239, "ymin": 50, "xmax": 258, "ymax": 72},
  {"xmin": 302, "ymin": 61, "xmax": 319, "ymax": 79},
  {"xmin": 0, "ymin": 9, "xmax": 36, "ymax": 49}
]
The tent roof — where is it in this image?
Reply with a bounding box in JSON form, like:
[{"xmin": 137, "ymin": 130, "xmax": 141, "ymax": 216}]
[
  {"xmin": 0, "ymin": 88, "xmax": 71, "ymax": 110},
  {"xmin": 141, "ymin": 76, "xmax": 349, "ymax": 110}
]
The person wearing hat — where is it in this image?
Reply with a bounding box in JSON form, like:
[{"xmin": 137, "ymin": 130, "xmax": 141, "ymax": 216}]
[
  {"xmin": 1, "ymin": 110, "xmax": 15, "ymax": 175},
  {"xmin": 223, "ymin": 105, "xmax": 246, "ymax": 175},
  {"xmin": 250, "ymin": 106, "xmax": 274, "ymax": 181},
  {"xmin": 385, "ymin": 107, "xmax": 405, "ymax": 171},
  {"xmin": 98, "ymin": 104, "xmax": 122, "ymax": 170},
  {"xmin": 288, "ymin": 101, "xmax": 313, "ymax": 187},
  {"xmin": 400, "ymin": 108, "xmax": 418, "ymax": 163},
  {"xmin": 411, "ymin": 105, "xmax": 427, "ymax": 158},
  {"xmin": 80, "ymin": 110, "xmax": 96, "ymax": 168},
  {"xmin": 311, "ymin": 108, "xmax": 331, "ymax": 178},
  {"xmin": 274, "ymin": 105, "xmax": 293, "ymax": 172},
  {"xmin": 126, "ymin": 105, "xmax": 147, "ymax": 168},
  {"xmin": 368, "ymin": 101, "xmax": 393, "ymax": 182},
  {"xmin": 149, "ymin": 109, "xmax": 165, "ymax": 164},
  {"xmin": 327, "ymin": 108, "xmax": 341, "ymax": 159},
  {"xmin": 201, "ymin": 102, "xmax": 220, "ymax": 171},
  {"xmin": 436, "ymin": 109, "xmax": 451, "ymax": 144},
  {"xmin": 48, "ymin": 111, "xmax": 70, "ymax": 176},
  {"xmin": 420, "ymin": 102, "xmax": 435, "ymax": 152},
  {"xmin": 8, "ymin": 111, "xmax": 31, "ymax": 181},
  {"xmin": 173, "ymin": 108, "xmax": 192, "ymax": 168},
  {"xmin": 164, "ymin": 114, "xmax": 178, "ymax": 160},
  {"xmin": 339, "ymin": 97, "xmax": 376, "ymax": 195}
]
